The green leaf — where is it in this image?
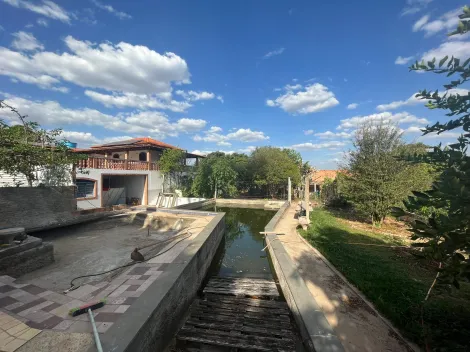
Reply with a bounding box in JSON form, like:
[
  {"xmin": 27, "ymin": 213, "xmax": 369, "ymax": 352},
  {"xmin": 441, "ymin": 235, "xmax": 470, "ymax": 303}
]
[{"xmin": 439, "ymin": 56, "xmax": 449, "ymax": 67}]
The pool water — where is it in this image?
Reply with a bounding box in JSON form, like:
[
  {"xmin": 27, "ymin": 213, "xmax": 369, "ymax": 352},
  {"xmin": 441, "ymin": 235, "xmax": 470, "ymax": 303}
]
[{"xmin": 202, "ymin": 205, "xmax": 276, "ymax": 278}]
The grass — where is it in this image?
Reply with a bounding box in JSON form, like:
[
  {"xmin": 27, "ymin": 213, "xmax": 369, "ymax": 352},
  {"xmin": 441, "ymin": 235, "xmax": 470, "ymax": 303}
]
[{"xmin": 300, "ymin": 207, "xmax": 470, "ymax": 351}]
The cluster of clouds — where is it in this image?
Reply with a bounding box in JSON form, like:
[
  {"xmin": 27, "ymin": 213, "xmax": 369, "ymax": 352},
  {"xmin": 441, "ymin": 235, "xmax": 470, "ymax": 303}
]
[
  {"xmin": 266, "ymin": 83, "xmax": 339, "ymax": 114},
  {"xmin": 396, "ymin": 6, "xmax": 470, "ymax": 66},
  {"xmin": 193, "ymin": 126, "xmax": 269, "ymax": 147},
  {"xmin": 1, "ymin": 0, "xmax": 131, "ymax": 24}
]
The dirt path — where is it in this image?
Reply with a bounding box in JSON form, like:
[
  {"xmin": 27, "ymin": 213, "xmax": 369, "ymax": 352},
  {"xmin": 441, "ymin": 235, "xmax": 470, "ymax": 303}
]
[{"xmin": 274, "ymin": 203, "xmax": 416, "ymax": 352}]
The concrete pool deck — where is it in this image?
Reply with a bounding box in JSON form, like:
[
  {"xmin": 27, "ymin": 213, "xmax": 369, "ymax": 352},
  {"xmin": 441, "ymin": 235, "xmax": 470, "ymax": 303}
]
[
  {"xmin": 0, "ymin": 208, "xmax": 225, "ymax": 352},
  {"xmin": 267, "ymin": 202, "xmax": 416, "ymax": 352}
]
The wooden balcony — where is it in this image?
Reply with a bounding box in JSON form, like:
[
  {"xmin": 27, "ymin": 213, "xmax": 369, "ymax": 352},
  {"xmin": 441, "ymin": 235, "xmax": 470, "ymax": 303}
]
[{"xmin": 77, "ymin": 157, "xmax": 159, "ymax": 171}]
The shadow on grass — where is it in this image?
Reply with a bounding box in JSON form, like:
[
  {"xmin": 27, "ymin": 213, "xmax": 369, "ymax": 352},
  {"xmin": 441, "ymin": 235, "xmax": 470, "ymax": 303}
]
[{"xmin": 297, "ymin": 208, "xmax": 470, "ymax": 351}]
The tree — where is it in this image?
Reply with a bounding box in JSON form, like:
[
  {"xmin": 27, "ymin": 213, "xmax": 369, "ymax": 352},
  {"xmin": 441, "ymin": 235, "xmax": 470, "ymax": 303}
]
[
  {"xmin": 0, "ymin": 101, "xmax": 85, "ymax": 187},
  {"xmin": 342, "ymin": 122, "xmax": 433, "ymax": 226},
  {"xmin": 392, "ymin": 6, "xmax": 470, "ymax": 287},
  {"xmin": 159, "ymin": 148, "xmax": 185, "ymax": 192},
  {"xmin": 191, "ymin": 153, "xmax": 238, "ymax": 198},
  {"xmin": 250, "ymin": 147, "xmax": 301, "ymax": 198}
]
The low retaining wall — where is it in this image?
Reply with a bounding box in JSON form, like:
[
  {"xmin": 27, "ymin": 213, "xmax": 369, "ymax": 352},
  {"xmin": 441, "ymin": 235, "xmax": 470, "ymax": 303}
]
[
  {"xmin": 265, "ymin": 205, "xmax": 345, "ymax": 352},
  {"xmin": 173, "ymin": 199, "xmax": 215, "ymax": 210},
  {"xmin": 264, "ymin": 201, "xmax": 290, "ymax": 232},
  {"xmin": 97, "ymin": 212, "xmax": 225, "ymax": 352},
  {"xmin": 0, "ymin": 186, "xmax": 77, "ymax": 231},
  {"xmin": 0, "ymin": 236, "xmax": 54, "ymax": 277}
]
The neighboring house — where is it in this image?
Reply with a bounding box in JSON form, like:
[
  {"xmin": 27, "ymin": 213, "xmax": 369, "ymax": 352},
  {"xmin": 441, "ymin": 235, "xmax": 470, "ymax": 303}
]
[
  {"xmin": 311, "ymin": 170, "xmax": 339, "ymax": 192},
  {"xmin": 73, "ymin": 137, "xmax": 202, "ymax": 210}
]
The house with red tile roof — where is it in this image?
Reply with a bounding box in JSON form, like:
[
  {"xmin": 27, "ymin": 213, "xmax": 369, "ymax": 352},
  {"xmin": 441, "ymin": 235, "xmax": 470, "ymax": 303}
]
[
  {"xmin": 311, "ymin": 170, "xmax": 339, "ymax": 192},
  {"xmin": 73, "ymin": 138, "xmax": 202, "ymax": 210}
]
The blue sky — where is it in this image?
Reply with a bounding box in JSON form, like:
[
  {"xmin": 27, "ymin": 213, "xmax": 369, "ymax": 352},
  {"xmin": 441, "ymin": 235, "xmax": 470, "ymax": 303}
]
[{"xmin": 0, "ymin": 0, "xmax": 468, "ymax": 169}]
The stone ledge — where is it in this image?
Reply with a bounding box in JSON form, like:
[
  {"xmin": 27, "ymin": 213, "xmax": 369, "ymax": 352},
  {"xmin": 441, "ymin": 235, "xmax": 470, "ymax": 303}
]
[{"xmin": 266, "ymin": 234, "xmax": 345, "ymax": 352}]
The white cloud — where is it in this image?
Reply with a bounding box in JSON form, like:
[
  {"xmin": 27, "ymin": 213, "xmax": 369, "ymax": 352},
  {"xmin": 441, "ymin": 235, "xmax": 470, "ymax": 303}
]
[
  {"xmin": 216, "ymin": 95, "xmax": 224, "ymax": 103},
  {"xmin": 90, "ymin": 0, "xmax": 131, "ymax": 19},
  {"xmin": 226, "ymin": 128, "xmax": 269, "ymax": 142},
  {"xmin": 401, "ymin": 0, "xmax": 433, "ymax": 16},
  {"xmin": 403, "ymin": 125, "xmax": 425, "ymax": 134},
  {"xmin": 0, "ymin": 36, "xmax": 190, "ymax": 95},
  {"xmin": 84, "ymin": 91, "xmax": 192, "ymax": 113},
  {"xmin": 11, "ymin": 31, "xmax": 44, "ymax": 51},
  {"xmin": 207, "ymin": 126, "xmax": 222, "ymax": 133},
  {"xmin": 395, "ymin": 56, "xmax": 414, "ymax": 65},
  {"xmin": 266, "ymin": 83, "xmax": 339, "ymax": 114},
  {"xmin": 175, "ymin": 90, "xmax": 217, "ymax": 101},
  {"xmin": 304, "ymin": 129, "xmax": 314, "ymax": 135},
  {"xmin": 37, "ymin": 18, "xmax": 48, "ymax": 27},
  {"xmin": 377, "ymin": 89, "xmax": 470, "ymax": 111},
  {"xmin": 2, "ymin": 0, "xmax": 71, "ymax": 23},
  {"xmin": 412, "ymin": 15, "xmax": 430, "ymax": 31},
  {"xmin": 0, "ymin": 94, "xmax": 207, "ymax": 139},
  {"xmin": 314, "ymin": 131, "xmax": 352, "ymax": 139},
  {"xmin": 347, "ymin": 103, "xmax": 358, "ymax": 110},
  {"xmin": 59, "ymin": 131, "xmax": 137, "ymax": 148},
  {"xmin": 290, "ymin": 141, "xmax": 346, "ymax": 151},
  {"xmin": 263, "ymin": 47, "xmax": 285, "ymax": 59},
  {"xmin": 338, "ymin": 111, "xmax": 429, "ymax": 130},
  {"xmin": 421, "ymin": 41, "xmax": 470, "ymax": 62},
  {"xmin": 193, "ymin": 127, "xmax": 269, "ymax": 145},
  {"xmin": 413, "ymin": 8, "xmax": 461, "ymax": 37},
  {"xmin": 191, "ymin": 145, "xmax": 257, "ymax": 156}
]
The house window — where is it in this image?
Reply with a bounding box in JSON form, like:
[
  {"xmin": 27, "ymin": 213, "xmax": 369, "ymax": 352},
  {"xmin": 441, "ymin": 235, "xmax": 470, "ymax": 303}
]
[
  {"xmin": 76, "ymin": 179, "xmax": 96, "ymax": 199},
  {"xmin": 139, "ymin": 152, "xmax": 147, "ymax": 161},
  {"xmin": 113, "ymin": 153, "xmax": 120, "ymax": 159}
]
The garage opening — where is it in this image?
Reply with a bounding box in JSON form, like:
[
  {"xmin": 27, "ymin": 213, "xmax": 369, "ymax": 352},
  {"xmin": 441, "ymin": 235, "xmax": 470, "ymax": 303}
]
[{"xmin": 102, "ymin": 175, "xmax": 147, "ymax": 207}]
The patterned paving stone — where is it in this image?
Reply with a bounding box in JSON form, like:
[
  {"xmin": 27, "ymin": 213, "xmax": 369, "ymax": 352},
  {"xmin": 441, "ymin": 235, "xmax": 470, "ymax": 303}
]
[
  {"xmin": 94, "ymin": 312, "xmax": 121, "ymax": 322},
  {"xmin": 28, "ymin": 315, "xmax": 63, "ymax": 329},
  {"xmin": 42, "ymin": 302, "xmax": 61, "ymax": 312},
  {"xmin": 10, "ymin": 299, "xmax": 46, "ymax": 314},
  {"xmin": 127, "ymin": 267, "xmax": 149, "ymax": 275},
  {"xmin": 21, "ymin": 285, "xmax": 46, "ymax": 295},
  {"xmin": 51, "ymin": 319, "xmax": 74, "ymax": 331},
  {"xmin": 0, "ymin": 285, "xmax": 15, "ymax": 294},
  {"xmin": 126, "ymin": 285, "xmax": 140, "ymax": 291},
  {"xmin": 0, "ymin": 297, "xmax": 17, "ymax": 308},
  {"xmin": 97, "ymin": 322, "xmax": 113, "ymax": 333}
]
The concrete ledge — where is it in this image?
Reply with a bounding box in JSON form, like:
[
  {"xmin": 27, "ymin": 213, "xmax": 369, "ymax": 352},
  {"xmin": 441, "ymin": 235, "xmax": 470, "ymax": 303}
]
[
  {"xmin": 173, "ymin": 199, "xmax": 215, "ymax": 210},
  {"xmin": 215, "ymin": 198, "xmax": 285, "ymax": 209},
  {"xmin": 0, "ymin": 238, "xmax": 54, "ymax": 278},
  {"xmin": 265, "ymin": 201, "xmax": 290, "ymax": 232},
  {"xmin": 98, "ymin": 212, "xmax": 225, "ymax": 352},
  {"xmin": 266, "ymin": 234, "xmax": 345, "ymax": 352}
]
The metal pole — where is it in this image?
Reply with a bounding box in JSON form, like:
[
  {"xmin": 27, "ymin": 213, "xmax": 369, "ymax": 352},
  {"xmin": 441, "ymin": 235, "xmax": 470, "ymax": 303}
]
[{"xmin": 88, "ymin": 309, "xmax": 103, "ymax": 352}]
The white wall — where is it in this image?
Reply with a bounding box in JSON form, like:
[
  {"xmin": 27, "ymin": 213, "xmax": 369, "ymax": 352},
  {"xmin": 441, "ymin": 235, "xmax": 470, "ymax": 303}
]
[
  {"xmin": 76, "ymin": 169, "xmax": 163, "ymax": 209},
  {"xmin": 100, "ymin": 149, "xmax": 162, "ymax": 162},
  {"xmin": 176, "ymin": 197, "xmax": 206, "ymax": 206}
]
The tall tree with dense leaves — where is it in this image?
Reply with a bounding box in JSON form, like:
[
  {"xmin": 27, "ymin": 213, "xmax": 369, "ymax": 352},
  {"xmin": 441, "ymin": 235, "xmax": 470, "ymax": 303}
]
[
  {"xmin": 250, "ymin": 147, "xmax": 301, "ymax": 198},
  {"xmin": 159, "ymin": 148, "xmax": 186, "ymax": 192},
  {"xmin": 343, "ymin": 122, "xmax": 434, "ymax": 226},
  {"xmin": 0, "ymin": 101, "xmax": 85, "ymax": 186},
  {"xmin": 191, "ymin": 153, "xmax": 238, "ymax": 198},
  {"xmin": 392, "ymin": 6, "xmax": 470, "ymax": 287}
]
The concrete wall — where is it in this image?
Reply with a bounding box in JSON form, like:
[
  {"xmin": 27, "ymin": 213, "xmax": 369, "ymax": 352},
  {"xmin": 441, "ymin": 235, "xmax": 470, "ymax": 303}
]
[
  {"xmin": 76, "ymin": 169, "xmax": 163, "ymax": 210},
  {"xmin": 103, "ymin": 149, "xmax": 162, "ymax": 162},
  {"xmin": 0, "ymin": 186, "xmax": 77, "ymax": 230},
  {"xmin": 98, "ymin": 212, "xmax": 225, "ymax": 352}
]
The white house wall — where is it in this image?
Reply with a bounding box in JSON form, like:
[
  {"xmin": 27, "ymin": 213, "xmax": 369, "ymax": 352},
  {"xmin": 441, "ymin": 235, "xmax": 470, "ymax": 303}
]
[{"xmin": 76, "ymin": 169, "xmax": 163, "ymax": 210}]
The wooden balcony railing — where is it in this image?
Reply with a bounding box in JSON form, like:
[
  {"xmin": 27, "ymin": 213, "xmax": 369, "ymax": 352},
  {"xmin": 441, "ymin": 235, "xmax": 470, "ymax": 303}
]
[{"xmin": 77, "ymin": 157, "xmax": 159, "ymax": 171}]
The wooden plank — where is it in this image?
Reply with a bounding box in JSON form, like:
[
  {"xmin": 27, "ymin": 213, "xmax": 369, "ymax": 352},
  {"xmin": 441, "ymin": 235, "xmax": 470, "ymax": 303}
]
[
  {"xmin": 185, "ymin": 319, "xmax": 295, "ymax": 339},
  {"xmin": 204, "ymin": 294, "xmax": 288, "ymax": 309},
  {"xmin": 196, "ymin": 300, "xmax": 290, "ymax": 316},
  {"xmin": 179, "ymin": 326, "xmax": 295, "ymax": 350},
  {"xmin": 188, "ymin": 310, "xmax": 292, "ymax": 329}
]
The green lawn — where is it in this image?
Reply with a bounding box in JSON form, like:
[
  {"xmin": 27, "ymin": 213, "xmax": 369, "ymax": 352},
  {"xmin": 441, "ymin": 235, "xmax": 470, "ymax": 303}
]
[{"xmin": 300, "ymin": 208, "xmax": 470, "ymax": 351}]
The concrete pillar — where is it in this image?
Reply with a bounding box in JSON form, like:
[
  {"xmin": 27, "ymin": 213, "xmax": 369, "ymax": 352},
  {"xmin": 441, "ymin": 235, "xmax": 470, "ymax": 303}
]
[
  {"xmin": 104, "ymin": 152, "xmax": 108, "ymax": 168},
  {"xmin": 288, "ymin": 177, "xmax": 292, "ymax": 204},
  {"xmin": 124, "ymin": 150, "xmax": 129, "ymax": 170},
  {"xmin": 313, "ymin": 183, "xmax": 317, "ymax": 193},
  {"xmin": 305, "ymin": 173, "xmax": 310, "ymax": 222},
  {"xmin": 147, "ymin": 150, "xmax": 151, "ymax": 170}
]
